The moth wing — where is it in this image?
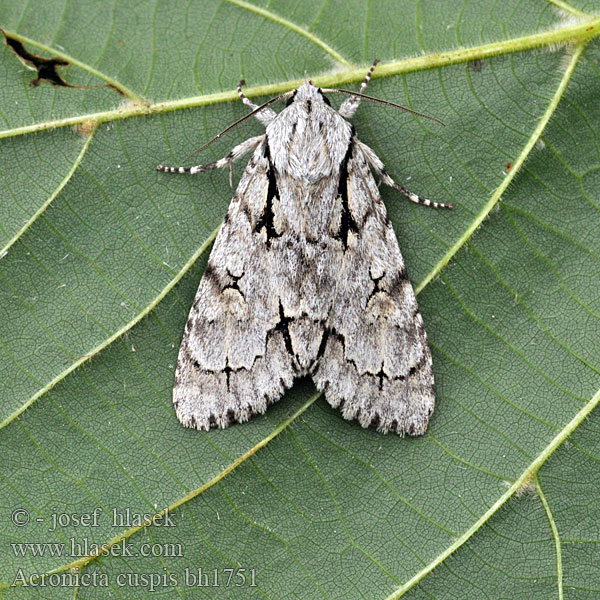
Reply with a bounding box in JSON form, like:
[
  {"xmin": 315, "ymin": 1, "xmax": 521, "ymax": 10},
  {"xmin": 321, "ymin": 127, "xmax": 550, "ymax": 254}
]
[
  {"xmin": 312, "ymin": 140, "xmax": 435, "ymax": 435},
  {"xmin": 173, "ymin": 139, "xmax": 297, "ymax": 429}
]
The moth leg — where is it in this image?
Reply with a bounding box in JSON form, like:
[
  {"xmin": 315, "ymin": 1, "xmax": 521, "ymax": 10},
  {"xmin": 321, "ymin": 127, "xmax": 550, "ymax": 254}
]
[
  {"xmin": 237, "ymin": 79, "xmax": 278, "ymax": 125},
  {"xmin": 355, "ymin": 139, "xmax": 454, "ymax": 209},
  {"xmin": 156, "ymin": 135, "xmax": 264, "ymax": 188},
  {"xmin": 338, "ymin": 58, "xmax": 379, "ymax": 119}
]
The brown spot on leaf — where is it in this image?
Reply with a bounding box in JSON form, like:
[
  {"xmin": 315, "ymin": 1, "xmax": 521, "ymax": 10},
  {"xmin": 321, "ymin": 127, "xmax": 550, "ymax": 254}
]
[{"xmin": 75, "ymin": 120, "xmax": 96, "ymax": 137}]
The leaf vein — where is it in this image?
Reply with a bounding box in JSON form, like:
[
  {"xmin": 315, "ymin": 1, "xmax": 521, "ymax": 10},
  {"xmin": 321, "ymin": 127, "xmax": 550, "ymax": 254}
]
[
  {"xmin": 415, "ymin": 41, "xmax": 587, "ymax": 294},
  {"xmin": 536, "ymin": 475, "xmax": 564, "ymax": 600},
  {"xmin": 222, "ymin": 0, "xmax": 350, "ymax": 66}
]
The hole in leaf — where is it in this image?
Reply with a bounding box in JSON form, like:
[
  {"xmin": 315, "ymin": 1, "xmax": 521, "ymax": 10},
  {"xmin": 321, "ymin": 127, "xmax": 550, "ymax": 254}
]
[
  {"xmin": 2, "ymin": 30, "xmax": 71, "ymax": 87},
  {"xmin": 1, "ymin": 29, "xmax": 123, "ymax": 95}
]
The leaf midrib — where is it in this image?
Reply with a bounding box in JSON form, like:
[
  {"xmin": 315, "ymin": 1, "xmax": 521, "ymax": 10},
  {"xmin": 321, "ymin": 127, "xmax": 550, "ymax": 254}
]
[{"xmin": 1, "ymin": 16, "xmax": 599, "ymax": 140}]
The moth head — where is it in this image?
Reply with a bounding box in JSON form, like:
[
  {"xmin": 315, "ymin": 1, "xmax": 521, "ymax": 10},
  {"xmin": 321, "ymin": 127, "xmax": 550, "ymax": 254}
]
[{"xmin": 289, "ymin": 80, "xmax": 331, "ymax": 106}]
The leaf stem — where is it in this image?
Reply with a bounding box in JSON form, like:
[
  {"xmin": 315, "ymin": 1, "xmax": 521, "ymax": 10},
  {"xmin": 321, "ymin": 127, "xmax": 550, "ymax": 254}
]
[
  {"xmin": 222, "ymin": 0, "xmax": 351, "ymax": 66},
  {"xmin": 536, "ymin": 476, "xmax": 564, "ymax": 600},
  {"xmin": 1, "ymin": 16, "xmax": 599, "ymax": 140},
  {"xmin": 0, "ymin": 226, "xmax": 219, "ymax": 431},
  {"xmin": 0, "ymin": 124, "xmax": 98, "ymax": 259},
  {"xmin": 6, "ymin": 392, "xmax": 321, "ymax": 584},
  {"xmin": 545, "ymin": 0, "xmax": 588, "ymax": 18},
  {"xmin": 415, "ymin": 41, "xmax": 587, "ymax": 294},
  {"xmin": 385, "ymin": 385, "xmax": 600, "ymax": 599}
]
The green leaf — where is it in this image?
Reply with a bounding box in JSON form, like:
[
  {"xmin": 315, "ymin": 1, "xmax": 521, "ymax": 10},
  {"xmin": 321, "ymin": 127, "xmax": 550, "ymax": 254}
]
[{"xmin": 1, "ymin": 1, "xmax": 599, "ymax": 598}]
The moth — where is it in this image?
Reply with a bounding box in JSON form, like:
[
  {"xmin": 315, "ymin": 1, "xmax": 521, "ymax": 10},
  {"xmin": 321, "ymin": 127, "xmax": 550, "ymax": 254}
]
[{"xmin": 157, "ymin": 61, "xmax": 452, "ymax": 435}]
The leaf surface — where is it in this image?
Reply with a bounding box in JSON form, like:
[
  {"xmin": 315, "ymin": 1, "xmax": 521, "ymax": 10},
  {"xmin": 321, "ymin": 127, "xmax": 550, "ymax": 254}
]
[{"xmin": 1, "ymin": 1, "xmax": 599, "ymax": 598}]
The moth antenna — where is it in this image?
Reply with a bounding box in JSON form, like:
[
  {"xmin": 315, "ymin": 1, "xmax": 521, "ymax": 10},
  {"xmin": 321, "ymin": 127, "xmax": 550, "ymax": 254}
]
[
  {"xmin": 182, "ymin": 89, "xmax": 293, "ymax": 162},
  {"xmin": 357, "ymin": 58, "xmax": 379, "ymax": 94},
  {"xmin": 321, "ymin": 88, "xmax": 444, "ymax": 125}
]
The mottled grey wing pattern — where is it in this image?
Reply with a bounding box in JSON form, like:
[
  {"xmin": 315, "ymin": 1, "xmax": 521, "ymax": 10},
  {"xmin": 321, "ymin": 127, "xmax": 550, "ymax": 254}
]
[
  {"xmin": 168, "ymin": 77, "xmax": 440, "ymax": 435},
  {"xmin": 173, "ymin": 138, "xmax": 299, "ymax": 429},
  {"xmin": 312, "ymin": 139, "xmax": 434, "ymax": 435}
]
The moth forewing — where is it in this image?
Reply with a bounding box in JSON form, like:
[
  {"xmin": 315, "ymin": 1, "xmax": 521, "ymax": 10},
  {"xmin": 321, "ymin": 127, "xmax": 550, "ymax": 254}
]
[{"xmin": 158, "ymin": 64, "xmax": 451, "ymax": 435}]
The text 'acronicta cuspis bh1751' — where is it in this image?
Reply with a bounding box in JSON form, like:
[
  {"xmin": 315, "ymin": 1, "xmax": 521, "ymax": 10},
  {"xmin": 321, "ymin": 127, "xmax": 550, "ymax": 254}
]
[{"xmin": 157, "ymin": 60, "xmax": 453, "ymax": 436}]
